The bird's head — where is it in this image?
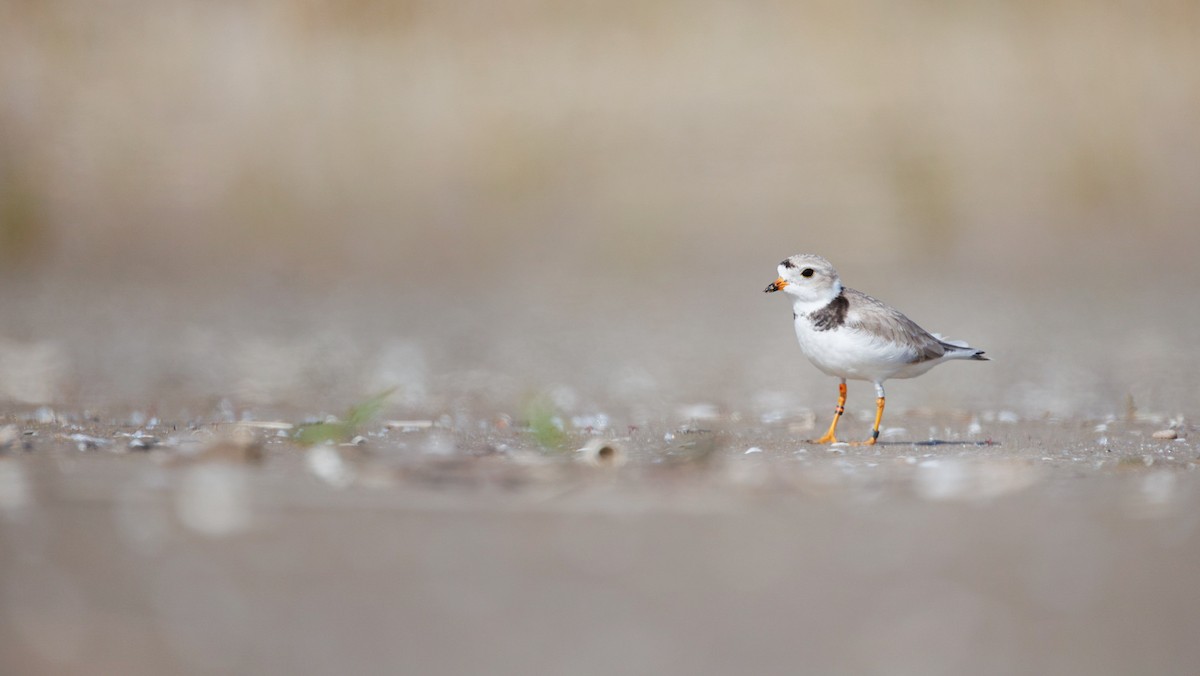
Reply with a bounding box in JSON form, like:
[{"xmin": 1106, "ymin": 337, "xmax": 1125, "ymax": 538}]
[{"xmin": 764, "ymin": 254, "xmax": 843, "ymax": 304}]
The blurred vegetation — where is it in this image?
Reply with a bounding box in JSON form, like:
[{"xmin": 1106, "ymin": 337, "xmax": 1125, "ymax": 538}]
[
  {"xmin": 294, "ymin": 388, "xmax": 394, "ymax": 446},
  {"xmin": 523, "ymin": 394, "xmax": 568, "ymax": 452}
]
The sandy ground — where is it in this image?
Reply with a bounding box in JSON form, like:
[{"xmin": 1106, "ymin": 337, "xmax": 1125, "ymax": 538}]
[{"xmin": 2, "ymin": 410, "xmax": 1198, "ymax": 676}]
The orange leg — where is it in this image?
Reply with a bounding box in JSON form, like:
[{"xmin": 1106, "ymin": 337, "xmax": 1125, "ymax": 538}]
[
  {"xmin": 810, "ymin": 380, "xmax": 847, "ymax": 444},
  {"xmin": 851, "ymin": 396, "xmax": 885, "ymax": 446}
]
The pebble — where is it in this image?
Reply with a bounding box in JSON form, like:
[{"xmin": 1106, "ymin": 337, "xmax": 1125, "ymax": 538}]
[
  {"xmin": 1151, "ymin": 429, "xmax": 1178, "ymax": 440},
  {"xmin": 0, "ymin": 425, "xmax": 18, "ymax": 450},
  {"xmin": 128, "ymin": 437, "xmax": 159, "ymax": 451},
  {"xmin": 306, "ymin": 445, "xmax": 356, "ymax": 488},
  {"xmin": 69, "ymin": 433, "xmax": 110, "ymax": 451}
]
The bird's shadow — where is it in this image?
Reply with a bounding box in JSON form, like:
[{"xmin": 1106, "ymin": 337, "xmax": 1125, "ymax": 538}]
[{"xmin": 874, "ymin": 439, "xmax": 999, "ymax": 447}]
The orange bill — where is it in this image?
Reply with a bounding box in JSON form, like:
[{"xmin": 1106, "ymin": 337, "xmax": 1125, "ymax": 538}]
[{"xmin": 763, "ymin": 277, "xmax": 787, "ymax": 293}]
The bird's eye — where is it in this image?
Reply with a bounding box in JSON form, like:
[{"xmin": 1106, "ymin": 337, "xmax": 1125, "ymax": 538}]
[{"xmin": 801, "ymin": 268, "xmax": 815, "ymax": 278}]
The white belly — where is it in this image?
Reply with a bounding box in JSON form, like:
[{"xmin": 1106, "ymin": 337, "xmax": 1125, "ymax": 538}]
[{"xmin": 793, "ymin": 317, "xmax": 935, "ymax": 382}]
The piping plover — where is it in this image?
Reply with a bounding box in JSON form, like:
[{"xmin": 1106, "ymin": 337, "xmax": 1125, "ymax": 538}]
[{"xmin": 764, "ymin": 254, "xmax": 988, "ymax": 445}]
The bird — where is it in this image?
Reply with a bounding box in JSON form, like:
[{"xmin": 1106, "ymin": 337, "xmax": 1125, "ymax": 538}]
[{"xmin": 764, "ymin": 254, "xmax": 988, "ymax": 445}]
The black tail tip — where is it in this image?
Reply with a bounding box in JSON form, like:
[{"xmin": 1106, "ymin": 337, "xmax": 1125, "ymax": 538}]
[{"xmin": 971, "ymin": 351, "xmax": 989, "ymax": 361}]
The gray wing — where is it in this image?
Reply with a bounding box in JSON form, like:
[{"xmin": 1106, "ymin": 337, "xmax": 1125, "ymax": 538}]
[{"xmin": 842, "ymin": 288, "xmax": 947, "ymax": 363}]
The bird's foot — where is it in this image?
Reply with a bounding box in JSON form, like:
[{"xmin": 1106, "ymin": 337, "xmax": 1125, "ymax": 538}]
[
  {"xmin": 807, "ymin": 434, "xmax": 839, "ymax": 444},
  {"xmin": 849, "ymin": 438, "xmax": 878, "ymax": 447}
]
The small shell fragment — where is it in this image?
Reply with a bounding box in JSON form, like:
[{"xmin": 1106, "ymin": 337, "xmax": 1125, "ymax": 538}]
[
  {"xmin": 228, "ymin": 421, "xmax": 294, "ymax": 431},
  {"xmin": 385, "ymin": 420, "xmax": 434, "ymax": 431},
  {"xmin": 1152, "ymin": 429, "xmax": 1178, "ymax": 440},
  {"xmin": 576, "ymin": 438, "xmax": 627, "ymax": 468}
]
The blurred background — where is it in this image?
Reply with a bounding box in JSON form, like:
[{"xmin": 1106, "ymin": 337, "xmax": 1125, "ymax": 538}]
[{"xmin": 2, "ymin": 0, "xmax": 1198, "ymax": 419}]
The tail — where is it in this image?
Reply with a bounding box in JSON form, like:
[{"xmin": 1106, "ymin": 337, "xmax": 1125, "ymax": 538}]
[
  {"xmin": 935, "ymin": 335, "xmax": 989, "ymax": 361},
  {"xmin": 943, "ymin": 343, "xmax": 988, "ymax": 361}
]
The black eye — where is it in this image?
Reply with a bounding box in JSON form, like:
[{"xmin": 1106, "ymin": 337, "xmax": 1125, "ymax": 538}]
[{"xmin": 801, "ymin": 268, "xmax": 815, "ymax": 278}]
